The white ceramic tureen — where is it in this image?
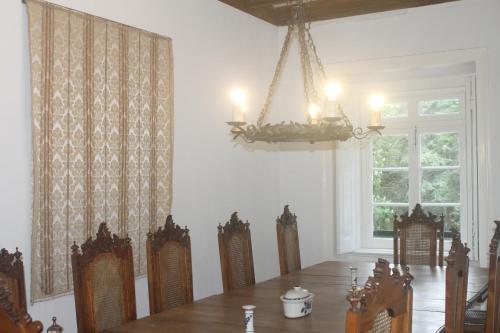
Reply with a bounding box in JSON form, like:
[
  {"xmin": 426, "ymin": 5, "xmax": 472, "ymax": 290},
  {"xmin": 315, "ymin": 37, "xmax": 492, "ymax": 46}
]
[{"xmin": 280, "ymin": 286, "xmax": 314, "ymax": 318}]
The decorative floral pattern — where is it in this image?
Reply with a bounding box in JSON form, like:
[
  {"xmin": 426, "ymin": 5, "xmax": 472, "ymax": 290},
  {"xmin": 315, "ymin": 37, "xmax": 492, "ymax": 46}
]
[{"xmin": 27, "ymin": 0, "xmax": 173, "ymax": 301}]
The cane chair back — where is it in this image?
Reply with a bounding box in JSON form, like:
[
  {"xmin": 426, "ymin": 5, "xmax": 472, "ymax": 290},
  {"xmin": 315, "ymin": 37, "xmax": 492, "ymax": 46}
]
[
  {"xmin": 443, "ymin": 231, "xmax": 470, "ymax": 333},
  {"xmin": 71, "ymin": 223, "xmax": 136, "ymax": 333},
  {"xmin": 0, "ymin": 248, "xmax": 26, "ymax": 312},
  {"xmin": 486, "ymin": 220, "xmax": 500, "ymax": 333},
  {"xmin": 147, "ymin": 215, "xmax": 193, "ymax": 314},
  {"xmin": 218, "ymin": 212, "xmax": 255, "ymax": 292},
  {"xmin": 345, "ymin": 259, "xmax": 414, "ymax": 333},
  {"xmin": 393, "ymin": 204, "xmax": 444, "ymax": 266},
  {"xmin": 276, "ymin": 205, "xmax": 301, "ymax": 275},
  {"xmin": 0, "ymin": 280, "xmax": 43, "ymax": 333}
]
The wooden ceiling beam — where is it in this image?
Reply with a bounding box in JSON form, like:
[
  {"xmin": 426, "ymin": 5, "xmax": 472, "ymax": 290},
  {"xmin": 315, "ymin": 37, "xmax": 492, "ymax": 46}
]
[{"xmin": 218, "ymin": 0, "xmax": 460, "ymax": 26}]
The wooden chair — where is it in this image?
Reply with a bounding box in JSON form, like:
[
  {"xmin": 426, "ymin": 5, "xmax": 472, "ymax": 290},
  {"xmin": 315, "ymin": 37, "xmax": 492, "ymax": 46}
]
[
  {"xmin": 345, "ymin": 258, "xmax": 413, "ymax": 333},
  {"xmin": 0, "ymin": 280, "xmax": 43, "ymax": 333},
  {"xmin": 393, "ymin": 204, "xmax": 444, "ymax": 267},
  {"xmin": 485, "ymin": 220, "xmax": 500, "ymax": 333},
  {"xmin": 0, "ymin": 248, "xmax": 26, "ymax": 312},
  {"xmin": 438, "ymin": 231, "xmax": 470, "ymax": 333},
  {"xmin": 276, "ymin": 205, "xmax": 301, "ymax": 275},
  {"xmin": 218, "ymin": 212, "xmax": 255, "ymax": 292},
  {"xmin": 147, "ymin": 215, "xmax": 193, "ymax": 314},
  {"xmin": 71, "ymin": 223, "xmax": 137, "ymax": 333}
]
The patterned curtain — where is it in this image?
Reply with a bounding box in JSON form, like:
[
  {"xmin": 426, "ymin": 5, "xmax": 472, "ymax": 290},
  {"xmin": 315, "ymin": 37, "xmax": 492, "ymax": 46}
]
[{"xmin": 26, "ymin": 0, "xmax": 173, "ymax": 301}]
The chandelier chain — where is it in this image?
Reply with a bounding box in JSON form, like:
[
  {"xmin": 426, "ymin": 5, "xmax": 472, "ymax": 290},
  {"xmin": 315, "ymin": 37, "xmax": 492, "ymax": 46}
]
[
  {"xmin": 256, "ymin": 26, "xmax": 293, "ymax": 128},
  {"xmin": 306, "ymin": 27, "xmax": 327, "ymax": 81}
]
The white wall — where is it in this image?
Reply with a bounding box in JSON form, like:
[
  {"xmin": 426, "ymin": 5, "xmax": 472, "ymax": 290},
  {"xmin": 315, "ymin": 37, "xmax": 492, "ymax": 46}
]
[
  {"xmin": 1, "ymin": 0, "xmax": 499, "ymax": 331},
  {"xmin": 275, "ymin": 0, "xmax": 500, "ymax": 262},
  {"xmin": 0, "ymin": 0, "xmax": 287, "ymax": 331}
]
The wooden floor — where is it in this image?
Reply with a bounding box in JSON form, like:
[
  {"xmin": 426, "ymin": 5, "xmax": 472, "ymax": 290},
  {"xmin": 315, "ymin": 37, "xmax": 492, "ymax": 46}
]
[{"xmin": 104, "ymin": 261, "xmax": 488, "ymax": 333}]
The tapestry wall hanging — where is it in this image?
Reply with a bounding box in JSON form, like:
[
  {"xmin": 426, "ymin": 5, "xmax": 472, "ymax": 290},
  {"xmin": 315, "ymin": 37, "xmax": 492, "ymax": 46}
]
[{"xmin": 26, "ymin": 0, "xmax": 173, "ymax": 301}]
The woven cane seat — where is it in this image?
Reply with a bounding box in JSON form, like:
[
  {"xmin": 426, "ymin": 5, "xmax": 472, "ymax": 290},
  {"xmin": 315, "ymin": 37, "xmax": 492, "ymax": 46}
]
[
  {"xmin": 368, "ymin": 310, "xmax": 392, "ymax": 333},
  {"xmin": 228, "ymin": 234, "xmax": 248, "ymax": 289},
  {"xmin": 464, "ymin": 309, "xmax": 486, "ymax": 325},
  {"xmin": 158, "ymin": 241, "xmax": 186, "ymax": 309},
  {"xmin": 89, "ymin": 253, "xmax": 125, "ymax": 332},
  {"xmin": 405, "ymin": 223, "xmax": 432, "ymax": 265}
]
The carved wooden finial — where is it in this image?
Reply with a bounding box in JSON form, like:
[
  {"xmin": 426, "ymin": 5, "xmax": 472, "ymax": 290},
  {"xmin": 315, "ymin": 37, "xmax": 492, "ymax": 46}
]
[
  {"xmin": 489, "ymin": 221, "xmax": 500, "ymax": 255},
  {"xmin": 446, "ymin": 230, "xmax": 470, "ymax": 267},
  {"xmin": 276, "ymin": 205, "xmax": 297, "ymax": 226},
  {"xmin": 73, "ymin": 222, "xmax": 131, "ymax": 261}
]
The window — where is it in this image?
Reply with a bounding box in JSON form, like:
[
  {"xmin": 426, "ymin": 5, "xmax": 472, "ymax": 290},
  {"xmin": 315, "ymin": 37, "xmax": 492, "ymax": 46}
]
[{"xmin": 362, "ymin": 81, "xmax": 474, "ymax": 250}]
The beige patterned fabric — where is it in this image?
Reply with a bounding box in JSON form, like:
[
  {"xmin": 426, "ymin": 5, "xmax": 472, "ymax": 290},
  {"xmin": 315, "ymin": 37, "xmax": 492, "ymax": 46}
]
[
  {"xmin": 89, "ymin": 254, "xmax": 124, "ymax": 332},
  {"xmin": 26, "ymin": 0, "xmax": 173, "ymax": 301},
  {"xmin": 159, "ymin": 242, "xmax": 186, "ymax": 309}
]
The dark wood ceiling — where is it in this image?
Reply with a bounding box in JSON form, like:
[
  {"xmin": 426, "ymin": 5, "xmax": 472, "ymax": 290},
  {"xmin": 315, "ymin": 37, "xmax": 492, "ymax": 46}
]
[{"xmin": 218, "ymin": 0, "xmax": 459, "ymax": 26}]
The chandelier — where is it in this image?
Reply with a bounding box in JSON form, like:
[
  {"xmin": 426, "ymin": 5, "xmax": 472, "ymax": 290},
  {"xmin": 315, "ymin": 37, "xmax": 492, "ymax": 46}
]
[{"xmin": 227, "ymin": 2, "xmax": 385, "ymax": 144}]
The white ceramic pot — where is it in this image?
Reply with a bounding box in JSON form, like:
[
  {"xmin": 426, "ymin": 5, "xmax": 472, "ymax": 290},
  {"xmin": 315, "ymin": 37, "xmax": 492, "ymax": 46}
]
[{"xmin": 280, "ymin": 286, "xmax": 314, "ymax": 319}]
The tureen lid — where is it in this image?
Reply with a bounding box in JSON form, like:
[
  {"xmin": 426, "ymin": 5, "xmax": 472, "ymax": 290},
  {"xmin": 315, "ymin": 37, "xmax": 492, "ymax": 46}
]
[{"xmin": 283, "ymin": 286, "xmax": 310, "ymax": 300}]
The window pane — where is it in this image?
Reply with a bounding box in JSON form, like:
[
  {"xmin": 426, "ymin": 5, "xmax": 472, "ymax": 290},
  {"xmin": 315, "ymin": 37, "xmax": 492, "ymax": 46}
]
[
  {"xmin": 373, "ymin": 205, "xmax": 408, "ymax": 237},
  {"xmin": 422, "ymin": 205, "xmax": 460, "ymax": 233},
  {"xmin": 373, "ymin": 135, "xmax": 409, "ymax": 168},
  {"xmin": 421, "ymin": 169, "xmax": 460, "ymax": 203},
  {"xmin": 421, "ymin": 132, "xmax": 459, "ymax": 167},
  {"xmin": 418, "ymin": 98, "xmax": 460, "ymax": 115},
  {"xmin": 373, "ymin": 170, "xmax": 409, "ymax": 203},
  {"xmin": 382, "ymin": 102, "xmax": 408, "ymax": 118}
]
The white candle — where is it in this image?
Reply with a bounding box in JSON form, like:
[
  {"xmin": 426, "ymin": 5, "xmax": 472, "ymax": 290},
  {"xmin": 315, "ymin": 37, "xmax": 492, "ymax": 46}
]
[
  {"xmin": 371, "ymin": 110, "xmax": 381, "ymax": 127},
  {"xmin": 308, "ymin": 103, "xmax": 321, "ymax": 125},
  {"xmin": 369, "ymin": 94, "xmax": 385, "ymax": 127},
  {"xmin": 325, "ymin": 100, "xmax": 338, "ymax": 118},
  {"xmin": 230, "ymin": 88, "xmax": 247, "ymax": 123},
  {"xmin": 232, "ymin": 103, "xmax": 246, "ymax": 122}
]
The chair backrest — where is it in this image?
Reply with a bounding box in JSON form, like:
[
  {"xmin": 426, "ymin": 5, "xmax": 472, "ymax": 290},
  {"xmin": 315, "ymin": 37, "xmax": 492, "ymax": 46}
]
[
  {"xmin": 0, "ymin": 280, "xmax": 43, "ymax": 333},
  {"xmin": 276, "ymin": 205, "xmax": 301, "ymax": 275},
  {"xmin": 345, "ymin": 259, "xmax": 413, "ymax": 333},
  {"xmin": 393, "ymin": 204, "xmax": 444, "ymax": 266},
  {"xmin": 444, "ymin": 231, "xmax": 470, "ymax": 333},
  {"xmin": 0, "ymin": 248, "xmax": 26, "ymax": 312},
  {"xmin": 218, "ymin": 212, "xmax": 255, "ymax": 293},
  {"xmin": 71, "ymin": 223, "xmax": 136, "ymax": 333},
  {"xmin": 147, "ymin": 215, "xmax": 193, "ymax": 314},
  {"xmin": 486, "ymin": 220, "xmax": 500, "ymax": 333}
]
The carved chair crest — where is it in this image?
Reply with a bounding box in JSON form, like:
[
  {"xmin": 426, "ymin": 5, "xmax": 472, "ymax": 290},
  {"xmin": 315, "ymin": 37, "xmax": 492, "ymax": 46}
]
[
  {"xmin": 0, "ymin": 248, "xmax": 23, "ymax": 276},
  {"xmin": 71, "ymin": 222, "xmax": 131, "ymax": 263},
  {"xmin": 347, "ymin": 259, "xmax": 413, "ymax": 314},
  {"xmin": 397, "ymin": 203, "xmax": 444, "ymax": 225},
  {"xmin": 218, "ymin": 212, "xmax": 250, "ymax": 235},
  {"xmin": 148, "ymin": 215, "xmax": 190, "ymax": 251},
  {"xmin": 445, "ymin": 230, "xmax": 470, "ymax": 267}
]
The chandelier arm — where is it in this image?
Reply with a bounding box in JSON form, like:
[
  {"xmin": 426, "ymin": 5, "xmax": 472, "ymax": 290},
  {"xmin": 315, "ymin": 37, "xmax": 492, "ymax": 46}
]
[
  {"xmin": 256, "ymin": 26, "xmax": 294, "ymax": 128},
  {"xmin": 352, "ymin": 127, "xmax": 370, "ymax": 140}
]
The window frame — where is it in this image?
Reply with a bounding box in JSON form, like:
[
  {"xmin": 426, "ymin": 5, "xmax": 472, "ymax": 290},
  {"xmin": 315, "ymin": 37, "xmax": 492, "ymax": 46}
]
[{"xmin": 360, "ymin": 83, "xmax": 472, "ymax": 251}]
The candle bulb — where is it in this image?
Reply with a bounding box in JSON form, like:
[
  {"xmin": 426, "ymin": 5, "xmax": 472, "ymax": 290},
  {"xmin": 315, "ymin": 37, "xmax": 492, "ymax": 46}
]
[
  {"xmin": 230, "ymin": 88, "xmax": 247, "ymax": 123},
  {"xmin": 369, "ymin": 94, "xmax": 385, "ymax": 127}
]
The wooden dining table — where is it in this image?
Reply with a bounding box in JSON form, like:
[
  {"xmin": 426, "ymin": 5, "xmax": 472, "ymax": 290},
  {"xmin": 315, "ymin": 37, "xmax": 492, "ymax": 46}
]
[{"xmin": 104, "ymin": 261, "xmax": 488, "ymax": 333}]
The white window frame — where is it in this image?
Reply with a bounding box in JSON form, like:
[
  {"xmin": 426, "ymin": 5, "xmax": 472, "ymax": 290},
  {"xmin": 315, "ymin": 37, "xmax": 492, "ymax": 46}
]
[{"xmin": 359, "ymin": 78, "xmax": 474, "ymax": 255}]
